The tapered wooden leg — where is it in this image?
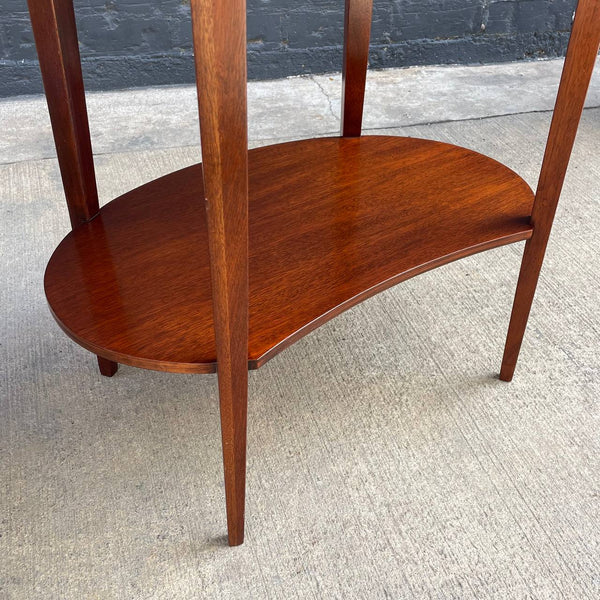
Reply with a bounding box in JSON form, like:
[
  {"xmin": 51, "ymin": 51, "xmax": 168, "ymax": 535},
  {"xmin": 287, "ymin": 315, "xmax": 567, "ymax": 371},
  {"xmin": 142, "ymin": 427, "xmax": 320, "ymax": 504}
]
[
  {"xmin": 500, "ymin": 239, "xmax": 544, "ymax": 382},
  {"xmin": 217, "ymin": 361, "xmax": 248, "ymax": 546},
  {"xmin": 97, "ymin": 356, "xmax": 118, "ymax": 377},
  {"xmin": 341, "ymin": 0, "xmax": 373, "ymax": 137},
  {"xmin": 190, "ymin": 0, "xmax": 249, "ymax": 545},
  {"xmin": 500, "ymin": 0, "xmax": 600, "ymax": 382},
  {"xmin": 27, "ymin": 0, "xmax": 100, "ymax": 228}
]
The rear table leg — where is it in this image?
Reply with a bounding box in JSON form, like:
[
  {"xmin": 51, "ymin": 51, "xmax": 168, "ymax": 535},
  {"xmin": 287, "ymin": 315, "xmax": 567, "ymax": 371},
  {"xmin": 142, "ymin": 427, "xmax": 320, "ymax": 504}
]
[
  {"xmin": 500, "ymin": 239, "xmax": 545, "ymax": 382},
  {"xmin": 97, "ymin": 356, "xmax": 118, "ymax": 377}
]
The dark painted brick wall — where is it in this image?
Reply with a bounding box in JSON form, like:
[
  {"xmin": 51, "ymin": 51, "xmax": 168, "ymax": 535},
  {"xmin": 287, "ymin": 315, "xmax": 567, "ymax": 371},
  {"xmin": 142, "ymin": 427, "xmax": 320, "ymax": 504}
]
[{"xmin": 1, "ymin": 0, "xmax": 577, "ymax": 97}]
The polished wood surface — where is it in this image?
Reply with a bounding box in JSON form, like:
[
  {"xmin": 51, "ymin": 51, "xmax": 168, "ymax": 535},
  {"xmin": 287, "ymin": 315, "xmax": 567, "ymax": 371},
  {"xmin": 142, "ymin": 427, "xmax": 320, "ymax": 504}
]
[
  {"xmin": 45, "ymin": 135, "xmax": 535, "ymax": 375},
  {"xmin": 500, "ymin": 0, "xmax": 600, "ymax": 381},
  {"xmin": 28, "ymin": 0, "xmax": 118, "ymax": 377},
  {"xmin": 97, "ymin": 355, "xmax": 118, "ymax": 377},
  {"xmin": 27, "ymin": 0, "xmax": 99, "ymax": 228},
  {"xmin": 341, "ymin": 0, "xmax": 373, "ymax": 137},
  {"xmin": 190, "ymin": 0, "xmax": 249, "ymax": 546}
]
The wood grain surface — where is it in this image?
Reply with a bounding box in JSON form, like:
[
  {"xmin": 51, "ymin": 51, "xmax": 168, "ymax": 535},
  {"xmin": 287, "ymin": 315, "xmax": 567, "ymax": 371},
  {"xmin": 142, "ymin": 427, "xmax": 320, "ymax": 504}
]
[
  {"xmin": 45, "ymin": 136, "xmax": 535, "ymax": 374},
  {"xmin": 27, "ymin": 0, "xmax": 99, "ymax": 228},
  {"xmin": 28, "ymin": 0, "xmax": 119, "ymax": 377},
  {"xmin": 341, "ymin": 0, "xmax": 373, "ymax": 137},
  {"xmin": 190, "ymin": 0, "xmax": 249, "ymax": 547}
]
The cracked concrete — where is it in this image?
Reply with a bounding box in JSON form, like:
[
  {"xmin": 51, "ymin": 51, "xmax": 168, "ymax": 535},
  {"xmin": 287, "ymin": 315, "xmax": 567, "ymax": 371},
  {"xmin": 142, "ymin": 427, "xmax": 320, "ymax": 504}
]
[
  {"xmin": 2, "ymin": 58, "xmax": 599, "ymax": 165},
  {"xmin": 311, "ymin": 75, "xmax": 340, "ymax": 124}
]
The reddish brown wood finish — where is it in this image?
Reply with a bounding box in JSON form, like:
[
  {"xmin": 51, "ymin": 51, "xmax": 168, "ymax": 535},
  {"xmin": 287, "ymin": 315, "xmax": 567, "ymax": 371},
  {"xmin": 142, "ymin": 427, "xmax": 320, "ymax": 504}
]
[
  {"xmin": 500, "ymin": 0, "xmax": 600, "ymax": 381},
  {"xmin": 190, "ymin": 0, "xmax": 249, "ymax": 546},
  {"xmin": 341, "ymin": 0, "xmax": 373, "ymax": 137},
  {"xmin": 28, "ymin": 0, "xmax": 118, "ymax": 378},
  {"xmin": 97, "ymin": 355, "xmax": 118, "ymax": 377},
  {"xmin": 45, "ymin": 136, "xmax": 535, "ymax": 374},
  {"xmin": 27, "ymin": 0, "xmax": 99, "ymax": 228}
]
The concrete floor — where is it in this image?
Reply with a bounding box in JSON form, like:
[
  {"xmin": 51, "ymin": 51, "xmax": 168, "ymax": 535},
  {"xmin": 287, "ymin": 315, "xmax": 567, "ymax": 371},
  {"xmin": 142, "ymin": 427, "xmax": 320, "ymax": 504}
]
[
  {"xmin": 1, "ymin": 60, "xmax": 600, "ymax": 599},
  {"xmin": 2, "ymin": 58, "xmax": 600, "ymax": 165}
]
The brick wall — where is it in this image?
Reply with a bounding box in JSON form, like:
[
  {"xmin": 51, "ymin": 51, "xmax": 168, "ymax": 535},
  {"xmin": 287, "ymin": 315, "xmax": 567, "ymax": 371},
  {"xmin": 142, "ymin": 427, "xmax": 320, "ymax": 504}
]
[{"xmin": 0, "ymin": 0, "xmax": 577, "ymax": 97}]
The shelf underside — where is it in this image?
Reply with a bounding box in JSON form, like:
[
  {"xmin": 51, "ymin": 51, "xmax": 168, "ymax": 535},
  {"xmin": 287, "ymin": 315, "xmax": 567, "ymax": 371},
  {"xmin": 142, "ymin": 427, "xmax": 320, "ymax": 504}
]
[{"xmin": 45, "ymin": 136, "xmax": 535, "ymax": 373}]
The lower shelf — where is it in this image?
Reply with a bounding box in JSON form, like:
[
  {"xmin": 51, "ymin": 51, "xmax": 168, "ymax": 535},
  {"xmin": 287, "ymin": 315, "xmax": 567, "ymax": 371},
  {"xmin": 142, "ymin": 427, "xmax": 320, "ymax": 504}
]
[{"xmin": 44, "ymin": 135, "xmax": 534, "ymax": 373}]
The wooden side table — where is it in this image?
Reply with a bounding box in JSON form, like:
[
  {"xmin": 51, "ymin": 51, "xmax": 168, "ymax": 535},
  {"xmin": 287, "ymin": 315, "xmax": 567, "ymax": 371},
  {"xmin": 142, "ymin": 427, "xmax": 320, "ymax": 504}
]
[{"xmin": 27, "ymin": 0, "xmax": 600, "ymax": 545}]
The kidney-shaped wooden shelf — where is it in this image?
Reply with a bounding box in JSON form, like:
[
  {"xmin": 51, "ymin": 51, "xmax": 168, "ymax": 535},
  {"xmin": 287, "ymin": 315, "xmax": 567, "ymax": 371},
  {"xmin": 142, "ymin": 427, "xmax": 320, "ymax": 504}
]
[{"xmin": 45, "ymin": 135, "xmax": 534, "ymax": 373}]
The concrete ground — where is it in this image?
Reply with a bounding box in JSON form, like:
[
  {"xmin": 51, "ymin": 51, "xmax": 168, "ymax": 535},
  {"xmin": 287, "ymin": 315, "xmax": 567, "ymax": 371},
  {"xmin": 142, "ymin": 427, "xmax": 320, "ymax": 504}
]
[{"xmin": 1, "ymin": 59, "xmax": 600, "ymax": 599}]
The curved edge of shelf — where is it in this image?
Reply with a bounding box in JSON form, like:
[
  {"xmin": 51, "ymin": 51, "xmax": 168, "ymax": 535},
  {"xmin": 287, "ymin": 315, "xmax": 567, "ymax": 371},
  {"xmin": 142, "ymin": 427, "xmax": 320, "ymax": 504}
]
[
  {"xmin": 47, "ymin": 226, "xmax": 532, "ymax": 374},
  {"xmin": 46, "ymin": 302, "xmax": 218, "ymax": 374},
  {"xmin": 44, "ymin": 134, "xmax": 535, "ymax": 374},
  {"xmin": 249, "ymin": 228, "xmax": 533, "ymax": 370}
]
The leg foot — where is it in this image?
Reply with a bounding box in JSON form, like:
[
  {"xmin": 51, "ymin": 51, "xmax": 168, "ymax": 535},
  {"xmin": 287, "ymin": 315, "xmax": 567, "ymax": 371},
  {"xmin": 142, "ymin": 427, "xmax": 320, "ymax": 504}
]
[
  {"xmin": 500, "ymin": 239, "xmax": 545, "ymax": 382},
  {"xmin": 97, "ymin": 356, "xmax": 118, "ymax": 377},
  {"xmin": 499, "ymin": 365, "xmax": 515, "ymax": 383},
  {"xmin": 218, "ymin": 370, "xmax": 248, "ymax": 546}
]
